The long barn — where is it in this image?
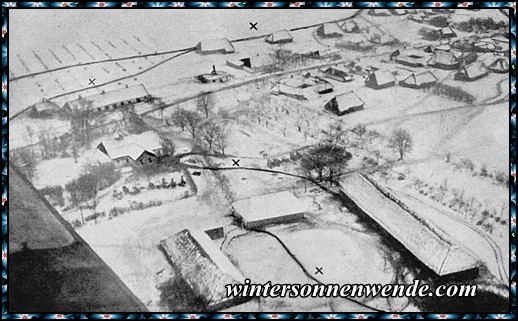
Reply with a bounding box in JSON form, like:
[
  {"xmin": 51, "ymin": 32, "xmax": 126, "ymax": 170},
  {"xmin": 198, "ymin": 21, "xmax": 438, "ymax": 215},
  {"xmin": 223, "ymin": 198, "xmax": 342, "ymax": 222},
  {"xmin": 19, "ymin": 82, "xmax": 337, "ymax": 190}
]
[{"xmin": 339, "ymin": 173, "xmax": 479, "ymax": 277}]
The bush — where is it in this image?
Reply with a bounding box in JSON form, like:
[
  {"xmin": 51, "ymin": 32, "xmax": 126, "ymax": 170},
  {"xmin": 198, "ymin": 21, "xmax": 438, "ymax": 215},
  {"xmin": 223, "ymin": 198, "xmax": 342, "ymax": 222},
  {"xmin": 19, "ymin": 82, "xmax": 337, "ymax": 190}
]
[
  {"xmin": 429, "ymin": 16, "xmax": 449, "ymax": 28},
  {"xmin": 39, "ymin": 185, "xmax": 65, "ymax": 207},
  {"xmin": 494, "ymin": 171, "xmax": 506, "ymax": 184},
  {"xmin": 430, "ymin": 84, "xmax": 475, "ymax": 104},
  {"xmin": 480, "ymin": 163, "xmax": 488, "ymax": 177},
  {"xmin": 460, "ymin": 158, "xmax": 474, "ymax": 171}
]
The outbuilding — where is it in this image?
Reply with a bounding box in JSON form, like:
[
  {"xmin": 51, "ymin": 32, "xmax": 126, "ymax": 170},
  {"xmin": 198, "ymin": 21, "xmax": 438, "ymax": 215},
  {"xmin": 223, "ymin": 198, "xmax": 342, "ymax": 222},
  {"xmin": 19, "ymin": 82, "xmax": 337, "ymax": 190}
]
[
  {"xmin": 365, "ymin": 70, "xmax": 396, "ymax": 89},
  {"xmin": 195, "ymin": 38, "xmax": 235, "ymax": 55},
  {"xmin": 323, "ymin": 91, "xmax": 365, "ymax": 116}
]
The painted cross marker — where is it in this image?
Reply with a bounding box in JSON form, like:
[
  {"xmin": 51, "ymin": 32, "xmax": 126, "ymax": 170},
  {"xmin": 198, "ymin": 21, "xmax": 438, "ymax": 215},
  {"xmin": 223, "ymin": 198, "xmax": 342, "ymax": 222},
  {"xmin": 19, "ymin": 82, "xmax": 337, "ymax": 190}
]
[
  {"xmin": 88, "ymin": 78, "xmax": 96, "ymax": 86},
  {"xmin": 249, "ymin": 22, "xmax": 258, "ymax": 30},
  {"xmin": 232, "ymin": 159, "xmax": 240, "ymax": 167},
  {"xmin": 315, "ymin": 267, "xmax": 323, "ymax": 275}
]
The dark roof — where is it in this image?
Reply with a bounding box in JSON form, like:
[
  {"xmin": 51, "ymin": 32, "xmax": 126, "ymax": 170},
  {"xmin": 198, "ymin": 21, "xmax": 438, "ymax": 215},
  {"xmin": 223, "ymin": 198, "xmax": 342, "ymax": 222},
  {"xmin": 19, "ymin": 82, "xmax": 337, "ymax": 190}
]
[{"xmin": 9, "ymin": 164, "xmax": 147, "ymax": 312}]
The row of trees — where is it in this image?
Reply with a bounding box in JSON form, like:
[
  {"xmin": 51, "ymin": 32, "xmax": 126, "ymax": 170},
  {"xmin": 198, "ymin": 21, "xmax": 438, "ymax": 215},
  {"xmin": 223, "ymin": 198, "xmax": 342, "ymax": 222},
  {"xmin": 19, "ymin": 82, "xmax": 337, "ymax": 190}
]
[{"xmin": 298, "ymin": 123, "xmax": 413, "ymax": 185}]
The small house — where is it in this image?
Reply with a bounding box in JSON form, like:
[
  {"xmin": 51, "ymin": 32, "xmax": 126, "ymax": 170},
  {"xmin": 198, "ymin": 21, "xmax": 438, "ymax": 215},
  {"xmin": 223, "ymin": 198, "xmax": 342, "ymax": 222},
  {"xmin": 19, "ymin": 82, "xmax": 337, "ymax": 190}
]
[
  {"xmin": 239, "ymin": 54, "xmax": 279, "ymax": 73},
  {"xmin": 314, "ymin": 79, "xmax": 334, "ymax": 94},
  {"xmin": 27, "ymin": 99, "xmax": 60, "ymax": 117},
  {"xmin": 427, "ymin": 51, "xmax": 459, "ymax": 70},
  {"xmin": 324, "ymin": 91, "xmax": 365, "ymax": 116},
  {"xmin": 400, "ymin": 70, "xmax": 438, "ymax": 89},
  {"xmin": 97, "ymin": 131, "xmax": 164, "ymax": 166},
  {"xmin": 316, "ymin": 23, "xmax": 343, "ymax": 38},
  {"xmin": 265, "ymin": 30, "xmax": 293, "ymax": 44},
  {"xmin": 368, "ymin": 33, "xmax": 397, "ymax": 46},
  {"xmin": 454, "ymin": 63, "xmax": 488, "ymax": 81},
  {"xmin": 195, "ymin": 38, "xmax": 235, "ymax": 55},
  {"xmin": 484, "ymin": 57, "xmax": 509, "ymax": 74},
  {"xmin": 365, "ymin": 70, "xmax": 396, "ymax": 89},
  {"xmin": 340, "ymin": 20, "xmax": 360, "ymax": 33},
  {"xmin": 322, "ymin": 66, "xmax": 353, "ymax": 82},
  {"xmin": 232, "ymin": 191, "xmax": 308, "ymax": 228}
]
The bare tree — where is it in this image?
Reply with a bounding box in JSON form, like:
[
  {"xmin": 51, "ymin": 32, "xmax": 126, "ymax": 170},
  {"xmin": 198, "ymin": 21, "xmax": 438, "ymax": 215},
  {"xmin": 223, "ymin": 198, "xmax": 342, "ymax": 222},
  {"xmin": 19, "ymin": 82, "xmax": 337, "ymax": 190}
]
[
  {"xmin": 388, "ymin": 128, "xmax": 413, "ymax": 160},
  {"xmin": 214, "ymin": 122, "xmax": 231, "ymax": 155},
  {"xmin": 352, "ymin": 123, "xmax": 367, "ymax": 140},
  {"xmin": 184, "ymin": 111, "xmax": 203, "ymax": 139},
  {"xmin": 199, "ymin": 120, "xmax": 219, "ymax": 150},
  {"xmin": 171, "ymin": 107, "xmax": 188, "ymax": 132},
  {"xmin": 197, "ymin": 92, "xmax": 216, "ymax": 118}
]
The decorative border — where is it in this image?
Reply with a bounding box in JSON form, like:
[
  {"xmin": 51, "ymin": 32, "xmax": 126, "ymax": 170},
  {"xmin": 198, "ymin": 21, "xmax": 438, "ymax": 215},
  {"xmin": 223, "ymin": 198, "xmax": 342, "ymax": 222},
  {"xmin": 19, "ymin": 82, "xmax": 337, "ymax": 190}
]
[{"xmin": 0, "ymin": 1, "xmax": 515, "ymax": 319}]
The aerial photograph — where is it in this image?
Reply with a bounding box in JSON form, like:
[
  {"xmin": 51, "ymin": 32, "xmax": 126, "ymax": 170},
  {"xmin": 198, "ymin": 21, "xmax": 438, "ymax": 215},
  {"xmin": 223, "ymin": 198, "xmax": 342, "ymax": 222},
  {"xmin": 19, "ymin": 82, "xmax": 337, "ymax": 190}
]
[{"xmin": 8, "ymin": 7, "xmax": 510, "ymax": 314}]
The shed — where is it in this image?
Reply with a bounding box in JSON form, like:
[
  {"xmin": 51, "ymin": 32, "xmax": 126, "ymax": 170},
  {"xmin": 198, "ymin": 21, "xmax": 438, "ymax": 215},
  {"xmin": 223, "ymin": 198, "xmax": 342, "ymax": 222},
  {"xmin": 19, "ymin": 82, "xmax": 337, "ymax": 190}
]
[
  {"xmin": 265, "ymin": 30, "xmax": 293, "ymax": 44},
  {"xmin": 316, "ymin": 23, "xmax": 343, "ymax": 38},
  {"xmin": 400, "ymin": 70, "xmax": 438, "ymax": 88},
  {"xmin": 196, "ymin": 38, "xmax": 235, "ymax": 55},
  {"xmin": 324, "ymin": 91, "xmax": 365, "ymax": 116},
  {"xmin": 440, "ymin": 27, "xmax": 457, "ymax": 39},
  {"xmin": 160, "ymin": 229, "xmax": 249, "ymax": 311},
  {"xmin": 365, "ymin": 70, "xmax": 396, "ymax": 89},
  {"xmin": 368, "ymin": 33, "xmax": 397, "ymax": 46},
  {"xmin": 427, "ymin": 51, "xmax": 459, "ymax": 70},
  {"xmin": 454, "ymin": 63, "xmax": 488, "ymax": 81},
  {"xmin": 232, "ymin": 191, "xmax": 308, "ymax": 228},
  {"xmin": 395, "ymin": 54, "xmax": 427, "ymax": 67}
]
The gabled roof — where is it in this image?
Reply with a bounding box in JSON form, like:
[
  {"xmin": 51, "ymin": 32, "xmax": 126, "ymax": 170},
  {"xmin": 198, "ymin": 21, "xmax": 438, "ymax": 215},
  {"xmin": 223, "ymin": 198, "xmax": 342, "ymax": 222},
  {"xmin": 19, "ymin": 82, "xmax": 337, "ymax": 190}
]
[
  {"xmin": 441, "ymin": 27, "xmax": 457, "ymax": 36},
  {"xmin": 402, "ymin": 70, "xmax": 438, "ymax": 87},
  {"xmin": 271, "ymin": 84, "xmax": 306, "ymax": 99},
  {"xmin": 160, "ymin": 229, "xmax": 247, "ymax": 311},
  {"xmin": 367, "ymin": 8, "xmax": 392, "ymax": 16},
  {"xmin": 457, "ymin": 63, "xmax": 488, "ymax": 79},
  {"xmin": 197, "ymin": 38, "xmax": 235, "ymax": 53},
  {"xmin": 333, "ymin": 91, "xmax": 365, "ymax": 113},
  {"xmin": 318, "ymin": 22, "xmax": 343, "ymax": 36},
  {"xmin": 367, "ymin": 70, "xmax": 396, "ymax": 86},
  {"xmin": 265, "ymin": 30, "xmax": 293, "ymax": 43},
  {"xmin": 339, "ymin": 19, "xmax": 359, "ymax": 32},
  {"xmin": 428, "ymin": 51, "xmax": 458, "ymax": 66},
  {"xmin": 98, "ymin": 130, "xmax": 162, "ymax": 161},
  {"xmin": 32, "ymin": 99, "xmax": 60, "ymax": 113},
  {"xmin": 484, "ymin": 57, "xmax": 509, "ymax": 72},
  {"xmin": 339, "ymin": 173, "xmax": 480, "ymax": 276}
]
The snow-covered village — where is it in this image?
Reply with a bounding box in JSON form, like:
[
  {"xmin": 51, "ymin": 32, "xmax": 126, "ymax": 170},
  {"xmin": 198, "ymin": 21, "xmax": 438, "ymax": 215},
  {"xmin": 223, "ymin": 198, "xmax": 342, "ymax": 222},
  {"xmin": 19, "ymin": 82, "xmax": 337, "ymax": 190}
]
[{"xmin": 9, "ymin": 8, "xmax": 510, "ymax": 313}]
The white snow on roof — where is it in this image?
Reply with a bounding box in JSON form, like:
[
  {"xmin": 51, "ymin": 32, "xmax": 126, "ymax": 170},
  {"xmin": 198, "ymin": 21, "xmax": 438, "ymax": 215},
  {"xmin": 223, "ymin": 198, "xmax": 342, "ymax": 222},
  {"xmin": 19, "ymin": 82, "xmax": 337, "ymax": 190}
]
[
  {"xmin": 232, "ymin": 191, "xmax": 308, "ymax": 223},
  {"xmin": 265, "ymin": 30, "xmax": 293, "ymax": 43},
  {"xmin": 334, "ymin": 91, "xmax": 364, "ymax": 113},
  {"xmin": 197, "ymin": 38, "xmax": 235, "ymax": 53},
  {"xmin": 99, "ymin": 130, "xmax": 162, "ymax": 161}
]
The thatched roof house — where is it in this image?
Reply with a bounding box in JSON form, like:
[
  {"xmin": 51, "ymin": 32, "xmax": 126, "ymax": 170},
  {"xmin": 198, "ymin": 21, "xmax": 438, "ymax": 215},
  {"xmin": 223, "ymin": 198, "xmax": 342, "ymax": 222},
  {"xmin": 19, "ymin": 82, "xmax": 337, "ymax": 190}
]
[{"xmin": 400, "ymin": 70, "xmax": 438, "ymax": 88}]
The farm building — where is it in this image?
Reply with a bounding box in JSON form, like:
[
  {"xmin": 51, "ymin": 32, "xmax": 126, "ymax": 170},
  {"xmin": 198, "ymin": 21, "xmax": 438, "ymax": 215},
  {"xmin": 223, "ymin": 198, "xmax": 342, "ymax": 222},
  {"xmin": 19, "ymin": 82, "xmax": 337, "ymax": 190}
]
[
  {"xmin": 27, "ymin": 98, "xmax": 60, "ymax": 117},
  {"xmin": 62, "ymin": 84, "xmax": 152, "ymax": 113},
  {"xmin": 265, "ymin": 30, "xmax": 293, "ymax": 44},
  {"xmin": 339, "ymin": 20, "xmax": 360, "ymax": 33},
  {"xmin": 271, "ymin": 84, "xmax": 307, "ymax": 100},
  {"xmin": 195, "ymin": 38, "xmax": 235, "ymax": 55},
  {"xmin": 339, "ymin": 173, "xmax": 480, "ymax": 277},
  {"xmin": 368, "ymin": 33, "xmax": 397, "ymax": 46},
  {"xmin": 454, "ymin": 63, "xmax": 488, "ymax": 81},
  {"xmin": 389, "ymin": 8, "xmax": 408, "ymax": 15},
  {"xmin": 9, "ymin": 164, "xmax": 147, "ymax": 312},
  {"xmin": 322, "ymin": 66, "xmax": 353, "ymax": 82},
  {"xmin": 367, "ymin": 8, "xmax": 391, "ymax": 16},
  {"xmin": 228, "ymin": 54, "xmax": 279, "ymax": 73},
  {"xmin": 484, "ymin": 57, "xmax": 509, "ymax": 73},
  {"xmin": 323, "ymin": 91, "xmax": 365, "ymax": 116},
  {"xmin": 408, "ymin": 12, "xmax": 428, "ymax": 23},
  {"xmin": 395, "ymin": 54, "xmax": 427, "ymax": 68},
  {"xmin": 232, "ymin": 191, "xmax": 308, "ymax": 228},
  {"xmin": 400, "ymin": 70, "xmax": 438, "ymax": 89},
  {"xmin": 280, "ymin": 74, "xmax": 317, "ymax": 89},
  {"xmin": 434, "ymin": 44, "xmax": 451, "ymax": 52},
  {"xmin": 365, "ymin": 70, "xmax": 396, "ymax": 89},
  {"xmin": 160, "ymin": 229, "xmax": 249, "ymax": 311},
  {"xmin": 316, "ymin": 22, "xmax": 343, "ymax": 38},
  {"xmin": 427, "ymin": 51, "xmax": 459, "ymax": 70},
  {"xmin": 97, "ymin": 131, "xmax": 164, "ymax": 166},
  {"xmin": 197, "ymin": 65, "xmax": 231, "ymax": 83}
]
